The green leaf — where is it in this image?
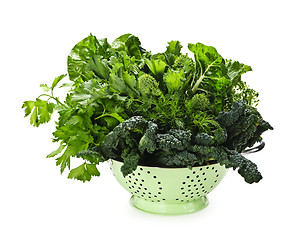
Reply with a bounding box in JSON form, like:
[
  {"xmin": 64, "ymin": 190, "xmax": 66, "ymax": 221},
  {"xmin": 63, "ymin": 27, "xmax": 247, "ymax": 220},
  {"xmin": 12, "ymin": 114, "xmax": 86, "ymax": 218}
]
[
  {"xmin": 55, "ymin": 148, "xmax": 71, "ymax": 173},
  {"xmin": 95, "ymin": 112, "xmax": 125, "ymax": 123},
  {"xmin": 47, "ymin": 144, "xmax": 66, "ymax": 158},
  {"xmin": 40, "ymin": 84, "xmax": 50, "ymax": 92},
  {"xmin": 166, "ymin": 40, "xmax": 182, "ymax": 56},
  {"xmin": 164, "ymin": 69, "xmax": 185, "ymax": 94},
  {"xmin": 122, "ymin": 72, "xmax": 138, "ymax": 94},
  {"xmin": 67, "ymin": 163, "xmax": 100, "ymax": 182},
  {"xmin": 86, "ymin": 55, "xmax": 110, "ymax": 80},
  {"xmin": 35, "ymin": 99, "xmax": 55, "ymax": 124},
  {"xmin": 67, "ymin": 34, "xmax": 107, "ymax": 81},
  {"xmin": 109, "ymin": 73, "xmax": 138, "ymax": 98},
  {"xmin": 145, "ymin": 59, "xmax": 167, "ymax": 77},
  {"xmin": 226, "ymin": 60, "xmax": 252, "ymax": 86},
  {"xmin": 86, "ymin": 164, "xmax": 100, "ymax": 176},
  {"xmin": 66, "ymin": 115, "xmax": 84, "ymax": 126},
  {"xmin": 112, "ymin": 33, "xmax": 143, "ymax": 59},
  {"xmin": 22, "ymin": 101, "xmax": 35, "ymax": 117},
  {"xmin": 164, "ymin": 41, "xmax": 182, "ymax": 66},
  {"xmin": 30, "ymin": 106, "xmax": 38, "ymax": 127},
  {"xmin": 51, "ymin": 74, "xmax": 67, "ymax": 90},
  {"xmin": 68, "ymin": 163, "xmax": 91, "ymax": 182}
]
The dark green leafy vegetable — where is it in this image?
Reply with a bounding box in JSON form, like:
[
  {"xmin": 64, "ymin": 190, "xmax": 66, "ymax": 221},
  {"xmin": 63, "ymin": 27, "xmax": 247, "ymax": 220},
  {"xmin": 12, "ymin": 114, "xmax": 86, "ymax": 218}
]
[
  {"xmin": 216, "ymin": 100, "xmax": 273, "ymax": 152},
  {"xmin": 22, "ymin": 33, "xmax": 272, "ymax": 183}
]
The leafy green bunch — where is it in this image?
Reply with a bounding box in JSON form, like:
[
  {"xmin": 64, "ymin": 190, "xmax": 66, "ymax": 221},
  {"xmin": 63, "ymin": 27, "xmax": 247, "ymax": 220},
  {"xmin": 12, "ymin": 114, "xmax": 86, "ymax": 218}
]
[{"xmin": 22, "ymin": 33, "xmax": 272, "ymax": 183}]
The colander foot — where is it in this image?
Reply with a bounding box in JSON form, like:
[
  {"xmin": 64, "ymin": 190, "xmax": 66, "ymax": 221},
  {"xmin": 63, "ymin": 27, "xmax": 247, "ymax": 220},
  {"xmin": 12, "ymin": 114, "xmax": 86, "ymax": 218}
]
[{"xmin": 130, "ymin": 195, "xmax": 209, "ymax": 215}]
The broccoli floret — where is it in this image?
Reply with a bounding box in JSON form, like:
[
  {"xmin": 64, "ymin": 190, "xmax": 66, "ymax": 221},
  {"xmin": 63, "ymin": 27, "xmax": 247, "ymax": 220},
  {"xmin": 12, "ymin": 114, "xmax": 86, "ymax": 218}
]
[
  {"xmin": 187, "ymin": 93, "xmax": 210, "ymax": 112},
  {"xmin": 136, "ymin": 74, "xmax": 162, "ymax": 98},
  {"xmin": 172, "ymin": 54, "xmax": 194, "ymax": 71}
]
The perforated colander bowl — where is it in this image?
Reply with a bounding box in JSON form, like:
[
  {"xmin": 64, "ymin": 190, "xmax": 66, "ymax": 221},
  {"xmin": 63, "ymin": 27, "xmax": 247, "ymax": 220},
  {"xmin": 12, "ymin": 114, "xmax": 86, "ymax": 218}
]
[{"xmin": 109, "ymin": 159, "xmax": 228, "ymax": 215}]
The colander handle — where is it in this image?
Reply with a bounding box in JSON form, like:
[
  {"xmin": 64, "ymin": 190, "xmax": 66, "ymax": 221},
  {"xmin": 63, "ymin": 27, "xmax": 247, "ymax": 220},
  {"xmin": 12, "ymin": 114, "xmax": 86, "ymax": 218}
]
[{"xmin": 242, "ymin": 141, "xmax": 265, "ymax": 154}]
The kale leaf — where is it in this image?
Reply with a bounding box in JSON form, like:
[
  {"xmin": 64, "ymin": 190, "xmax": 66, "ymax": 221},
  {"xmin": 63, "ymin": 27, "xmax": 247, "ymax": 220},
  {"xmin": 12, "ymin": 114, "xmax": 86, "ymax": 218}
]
[{"xmin": 216, "ymin": 100, "xmax": 274, "ymax": 153}]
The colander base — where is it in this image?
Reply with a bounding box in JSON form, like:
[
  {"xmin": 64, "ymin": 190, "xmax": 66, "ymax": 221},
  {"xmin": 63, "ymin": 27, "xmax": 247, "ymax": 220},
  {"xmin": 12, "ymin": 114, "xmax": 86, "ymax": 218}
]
[{"xmin": 130, "ymin": 195, "xmax": 209, "ymax": 215}]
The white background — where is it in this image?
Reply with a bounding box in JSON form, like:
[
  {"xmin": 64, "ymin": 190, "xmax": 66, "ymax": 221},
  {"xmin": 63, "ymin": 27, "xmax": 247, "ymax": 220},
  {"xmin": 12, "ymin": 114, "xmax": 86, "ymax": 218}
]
[{"xmin": 1, "ymin": 0, "xmax": 306, "ymax": 239}]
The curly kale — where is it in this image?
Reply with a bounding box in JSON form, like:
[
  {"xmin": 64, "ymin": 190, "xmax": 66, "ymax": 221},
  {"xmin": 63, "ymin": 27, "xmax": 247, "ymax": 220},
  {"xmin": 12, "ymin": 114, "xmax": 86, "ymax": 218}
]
[
  {"xmin": 215, "ymin": 100, "xmax": 246, "ymax": 127},
  {"xmin": 154, "ymin": 150, "xmax": 200, "ymax": 168},
  {"xmin": 216, "ymin": 100, "xmax": 273, "ymax": 153},
  {"xmin": 120, "ymin": 148, "xmax": 140, "ymax": 177},
  {"xmin": 194, "ymin": 132, "xmax": 214, "ymax": 146},
  {"xmin": 224, "ymin": 149, "xmax": 262, "ymax": 183},
  {"xmin": 76, "ymin": 115, "xmax": 268, "ymax": 183},
  {"xmin": 138, "ymin": 121, "xmax": 158, "ymax": 154},
  {"xmin": 156, "ymin": 129, "xmax": 192, "ymax": 151}
]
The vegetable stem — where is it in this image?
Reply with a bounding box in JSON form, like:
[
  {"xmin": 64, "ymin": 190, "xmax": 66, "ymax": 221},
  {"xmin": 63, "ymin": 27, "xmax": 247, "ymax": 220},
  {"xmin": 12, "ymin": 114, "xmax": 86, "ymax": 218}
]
[
  {"xmin": 192, "ymin": 75, "xmax": 205, "ymax": 94},
  {"xmin": 38, "ymin": 93, "xmax": 64, "ymax": 106}
]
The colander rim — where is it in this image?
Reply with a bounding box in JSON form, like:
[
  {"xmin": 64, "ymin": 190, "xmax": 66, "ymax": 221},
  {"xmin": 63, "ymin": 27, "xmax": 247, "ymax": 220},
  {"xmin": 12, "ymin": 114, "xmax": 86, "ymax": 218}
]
[{"xmin": 109, "ymin": 159, "xmax": 221, "ymax": 170}]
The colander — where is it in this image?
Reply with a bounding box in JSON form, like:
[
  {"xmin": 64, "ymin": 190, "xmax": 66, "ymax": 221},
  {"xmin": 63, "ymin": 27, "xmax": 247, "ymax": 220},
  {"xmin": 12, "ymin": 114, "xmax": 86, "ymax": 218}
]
[{"xmin": 109, "ymin": 160, "xmax": 228, "ymax": 215}]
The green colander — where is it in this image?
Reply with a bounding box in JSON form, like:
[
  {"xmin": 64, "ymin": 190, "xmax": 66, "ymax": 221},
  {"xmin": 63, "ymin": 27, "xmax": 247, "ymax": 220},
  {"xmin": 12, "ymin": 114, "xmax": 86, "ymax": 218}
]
[{"xmin": 109, "ymin": 159, "xmax": 228, "ymax": 215}]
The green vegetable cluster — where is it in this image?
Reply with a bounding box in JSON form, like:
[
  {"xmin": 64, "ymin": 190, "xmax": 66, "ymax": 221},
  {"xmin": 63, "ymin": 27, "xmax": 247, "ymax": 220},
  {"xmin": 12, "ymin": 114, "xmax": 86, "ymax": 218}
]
[{"xmin": 22, "ymin": 33, "xmax": 273, "ymax": 183}]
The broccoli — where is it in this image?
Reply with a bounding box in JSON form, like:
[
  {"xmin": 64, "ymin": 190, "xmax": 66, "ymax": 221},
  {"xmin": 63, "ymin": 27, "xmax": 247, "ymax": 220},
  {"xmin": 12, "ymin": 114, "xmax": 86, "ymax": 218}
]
[
  {"xmin": 136, "ymin": 74, "xmax": 162, "ymax": 98},
  {"xmin": 187, "ymin": 93, "xmax": 210, "ymax": 112},
  {"xmin": 172, "ymin": 54, "xmax": 194, "ymax": 73}
]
